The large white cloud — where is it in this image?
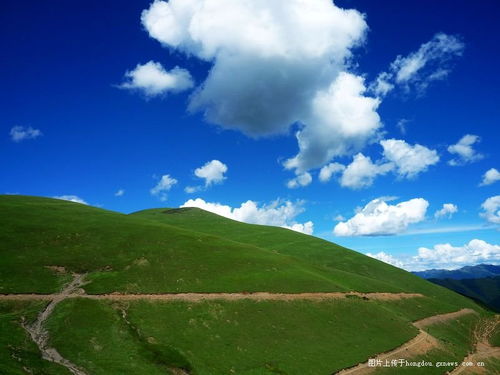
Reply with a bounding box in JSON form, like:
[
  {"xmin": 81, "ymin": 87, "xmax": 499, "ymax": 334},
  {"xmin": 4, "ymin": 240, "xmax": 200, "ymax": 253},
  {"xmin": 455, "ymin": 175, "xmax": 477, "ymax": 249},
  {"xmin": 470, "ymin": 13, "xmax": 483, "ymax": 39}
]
[
  {"xmin": 434, "ymin": 203, "xmax": 458, "ymax": 219},
  {"xmin": 334, "ymin": 197, "xmax": 429, "ymax": 236},
  {"xmin": 413, "ymin": 239, "xmax": 500, "ymax": 271},
  {"xmin": 480, "ymin": 195, "xmax": 500, "ymax": 224},
  {"xmin": 181, "ymin": 198, "xmax": 313, "ymax": 234},
  {"xmin": 10, "ymin": 126, "xmax": 42, "ymax": 142},
  {"xmin": 142, "ymin": 0, "xmax": 368, "ymax": 137},
  {"xmin": 141, "ymin": 0, "xmax": 385, "ymax": 175},
  {"xmin": 53, "ymin": 195, "xmax": 88, "ymax": 205},
  {"xmin": 480, "ymin": 168, "xmax": 500, "ymax": 186},
  {"xmin": 380, "ymin": 139, "xmax": 439, "ymax": 178},
  {"xmin": 339, "ymin": 153, "xmax": 392, "ymax": 189},
  {"xmin": 371, "ymin": 33, "xmax": 464, "ymax": 96},
  {"xmin": 119, "ymin": 61, "xmax": 194, "ymax": 97},
  {"xmin": 447, "ymin": 134, "xmax": 484, "ymax": 166},
  {"xmin": 150, "ymin": 174, "xmax": 178, "ymax": 201}
]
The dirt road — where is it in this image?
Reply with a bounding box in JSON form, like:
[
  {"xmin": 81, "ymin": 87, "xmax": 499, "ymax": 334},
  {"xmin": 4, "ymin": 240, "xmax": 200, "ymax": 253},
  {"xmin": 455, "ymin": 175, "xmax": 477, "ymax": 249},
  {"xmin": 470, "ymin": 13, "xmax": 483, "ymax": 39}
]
[
  {"xmin": 335, "ymin": 308, "xmax": 478, "ymax": 374},
  {"xmin": 0, "ymin": 291, "xmax": 423, "ymax": 302}
]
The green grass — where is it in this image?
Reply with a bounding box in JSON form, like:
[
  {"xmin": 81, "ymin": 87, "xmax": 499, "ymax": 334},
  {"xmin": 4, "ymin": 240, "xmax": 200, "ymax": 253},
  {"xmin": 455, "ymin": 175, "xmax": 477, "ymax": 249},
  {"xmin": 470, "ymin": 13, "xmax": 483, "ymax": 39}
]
[
  {"xmin": 0, "ymin": 195, "xmax": 372, "ymax": 294},
  {"xmin": 131, "ymin": 207, "xmax": 482, "ymax": 310},
  {"xmin": 47, "ymin": 298, "xmax": 419, "ymax": 375},
  {"xmin": 0, "ymin": 195, "xmax": 490, "ymax": 374},
  {"xmin": 371, "ymin": 297, "xmax": 464, "ymax": 322},
  {"xmin": 45, "ymin": 298, "xmax": 189, "ymax": 375},
  {"xmin": 0, "ymin": 301, "xmax": 70, "ymax": 375}
]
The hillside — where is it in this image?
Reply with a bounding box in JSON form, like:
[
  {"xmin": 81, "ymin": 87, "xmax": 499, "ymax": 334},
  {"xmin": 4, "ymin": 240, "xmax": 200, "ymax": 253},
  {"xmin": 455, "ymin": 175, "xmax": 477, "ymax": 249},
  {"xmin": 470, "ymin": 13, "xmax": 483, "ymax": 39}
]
[
  {"xmin": 0, "ymin": 195, "xmax": 498, "ymax": 374},
  {"xmin": 429, "ymin": 276, "xmax": 500, "ymax": 313}
]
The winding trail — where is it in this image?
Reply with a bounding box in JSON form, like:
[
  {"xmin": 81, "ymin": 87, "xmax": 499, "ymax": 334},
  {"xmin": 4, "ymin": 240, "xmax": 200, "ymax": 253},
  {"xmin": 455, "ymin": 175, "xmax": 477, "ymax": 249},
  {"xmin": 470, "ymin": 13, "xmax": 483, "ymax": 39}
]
[
  {"xmin": 23, "ymin": 273, "xmax": 88, "ymax": 375},
  {"xmin": 1, "ymin": 291, "xmax": 423, "ymax": 302},
  {"xmin": 335, "ymin": 309, "xmax": 478, "ymax": 375}
]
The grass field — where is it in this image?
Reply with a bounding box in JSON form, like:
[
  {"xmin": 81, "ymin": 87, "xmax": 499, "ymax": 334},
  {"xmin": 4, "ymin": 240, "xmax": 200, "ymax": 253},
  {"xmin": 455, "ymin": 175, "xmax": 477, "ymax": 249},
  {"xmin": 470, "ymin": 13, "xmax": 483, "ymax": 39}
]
[
  {"xmin": 0, "ymin": 195, "xmax": 494, "ymax": 374},
  {"xmin": 46, "ymin": 298, "xmax": 419, "ymax": 375}
]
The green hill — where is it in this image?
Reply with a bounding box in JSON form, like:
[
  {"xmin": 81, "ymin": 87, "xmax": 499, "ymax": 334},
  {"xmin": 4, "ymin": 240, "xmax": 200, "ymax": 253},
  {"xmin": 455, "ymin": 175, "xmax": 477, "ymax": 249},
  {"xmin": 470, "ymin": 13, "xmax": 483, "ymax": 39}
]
[{"xmin": 0, "ymin": 195, "xmax": 498, "ymax": 375}]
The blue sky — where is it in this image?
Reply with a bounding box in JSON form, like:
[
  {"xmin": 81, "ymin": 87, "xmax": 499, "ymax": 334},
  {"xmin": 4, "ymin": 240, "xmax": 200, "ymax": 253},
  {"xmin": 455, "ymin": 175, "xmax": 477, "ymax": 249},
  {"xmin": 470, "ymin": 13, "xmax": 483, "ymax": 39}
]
[{"xmin": 1, "ymin": 0, "xmax": 499, "ymax": 271}]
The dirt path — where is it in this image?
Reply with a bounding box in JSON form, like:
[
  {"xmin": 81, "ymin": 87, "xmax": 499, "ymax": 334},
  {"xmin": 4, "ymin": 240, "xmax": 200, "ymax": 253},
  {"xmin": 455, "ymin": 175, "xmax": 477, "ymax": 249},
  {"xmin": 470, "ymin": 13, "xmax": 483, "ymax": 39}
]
[
  {"xmin": 414, "ymin": 308, "xmax": 477, "ymax": 329},
  {"xmin": 335, "ymin": 308, "xmax": 478, "ymax": 375},
  {"xmin": 448, "ymin": 315, "xmax": 500, "ymax": 375},
  {"xmin": 0, "ymin": 291, "xmax": 423, "ymax": 302},
  {"xmin": 23, "ymin": 273, "xmax": 88, "ymax": 375}
]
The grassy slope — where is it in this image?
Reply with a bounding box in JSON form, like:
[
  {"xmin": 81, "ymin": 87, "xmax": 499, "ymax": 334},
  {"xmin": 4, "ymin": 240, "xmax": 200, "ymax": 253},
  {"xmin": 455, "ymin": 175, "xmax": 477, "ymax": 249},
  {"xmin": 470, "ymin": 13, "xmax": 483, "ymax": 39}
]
[
  {"xmin": 131, "ymin": 207, "xmax": 480, "ymax": 309},
  {"xmin": 1, "ymin": 195, "xmax": 388, "ymax": 294},
  {"xmin": 0, "ymin": 196, "xmax": 490, "ymax": 374},
  {"xmin": 46, "ymin": 298, "xmax": 418, "ymax": 375}
]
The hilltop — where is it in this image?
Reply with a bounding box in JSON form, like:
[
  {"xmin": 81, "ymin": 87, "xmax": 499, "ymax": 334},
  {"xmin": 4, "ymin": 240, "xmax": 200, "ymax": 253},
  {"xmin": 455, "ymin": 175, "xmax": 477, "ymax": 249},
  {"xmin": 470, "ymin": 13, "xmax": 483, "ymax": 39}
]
[{"xmin": 0, "ymin": 195, "xmax": 498, "ymax": 374}]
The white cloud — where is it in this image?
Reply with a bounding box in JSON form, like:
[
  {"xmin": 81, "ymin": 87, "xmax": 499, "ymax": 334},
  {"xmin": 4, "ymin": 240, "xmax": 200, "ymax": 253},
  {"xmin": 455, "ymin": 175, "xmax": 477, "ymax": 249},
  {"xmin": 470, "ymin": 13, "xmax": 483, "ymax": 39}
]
[
  {"xmin": 371, "ymin": 33, "xmax": 464, "ymax": 96},
  {"xmin": 150, "ymin": 174, "xmax": 178, "ymax": 201},
  {"xmin": 114, "ymin": 189, "xmax": 125, "ymax": 197},
  {"xmin": 194, "ymin": 160, "xmax": 228, "ymax": 186},
  {"xmin": 366, "ymin": 251, "xmax": 404, "ymax": 268},
  {"xmin": 10, "ymin": 126, "xmax": 42, "ymax": 142},
  {"xmin": 434, "ymin": 203, "xmax": 458, "ymax": 219},
  {"xmin": 142, "ymin": 0, "xmax": 368, "ymax": 134},
  {"xmin": 334, "ymin": 197, "xmax": 429, "ymax": 236},
  {"xmin": 447, "ymin": 134, "xmax": 484, "ymax": 166},
  {"xmin": 286, "ymin": 172, "xmax": 312, "ymax": 189},
  {"xmin": 319, "ymin": 162, "xmax": 345, "ymax": 182},
  {"xmin": 319, "ymin": 140, "xmax": 438, "ymax": 189},
  {"xmin": 181, "ymin": 198, "xmax": 313, "ymax": 234},
  {"xmin": 53, "ymin": 195, "xmax": 88, "ymax": 205},
  {"xmin": 480, "ymin": 195, "xmax": 500, "ymax": 224},
  {"xmin": 412, "ymin": 239, "xmax": 500, "ymax": 271},
  {"xmin": 284, "ymin": 73, "xmax": 382, "ymax": 173},
  {"xmin": 142, "ymin": 0, "xmax": 382, "ymax": 175},
  {"xmin": 480, "ymin": 168, "xmax": 500, "ymax": 186},
  {"xmin": 334, "ymin": 214, "xmax": 345, "ymax": 222},
  {"xmin": 119, "ymin": 61, "xmax": 194, "ymax": 97},
  {"xmin": 380, "ymin": 139, "xmax": 439, "ymax": 178},
  {"xmin": 339, "ymin": 153, "xmax": 393, "ymax": 189}
]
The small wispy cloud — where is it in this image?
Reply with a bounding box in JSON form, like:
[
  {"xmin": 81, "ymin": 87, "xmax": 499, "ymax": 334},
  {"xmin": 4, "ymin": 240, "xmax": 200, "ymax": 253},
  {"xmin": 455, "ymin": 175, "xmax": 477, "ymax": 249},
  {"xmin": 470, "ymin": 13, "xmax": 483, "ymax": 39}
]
[
  {"xmin": 10, "ymin": 126, "xmax": 42, "ymax": 142},
  {"xmin": 151, "ymin": 174, "xmax": 178, "ymax": 201}
]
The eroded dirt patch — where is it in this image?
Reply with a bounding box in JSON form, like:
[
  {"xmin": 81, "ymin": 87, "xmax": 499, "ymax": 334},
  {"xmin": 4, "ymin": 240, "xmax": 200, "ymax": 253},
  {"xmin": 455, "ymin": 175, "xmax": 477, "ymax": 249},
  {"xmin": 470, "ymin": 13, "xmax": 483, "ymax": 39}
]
[{"xmin": 23, "ymin": 274, "xmax": 88, "ymax": 375}]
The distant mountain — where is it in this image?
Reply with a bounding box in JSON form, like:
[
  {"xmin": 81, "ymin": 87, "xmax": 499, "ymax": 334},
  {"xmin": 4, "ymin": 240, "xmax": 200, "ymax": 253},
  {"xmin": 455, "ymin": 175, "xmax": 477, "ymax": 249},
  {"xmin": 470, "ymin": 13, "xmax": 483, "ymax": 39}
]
[
  {"xmin": 429, "ymin": 276, "xmax": 500, "ymax": 313},
  {"xmin": 413, "ymin": 264, "xmax": 500, "ymax": 280}
]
